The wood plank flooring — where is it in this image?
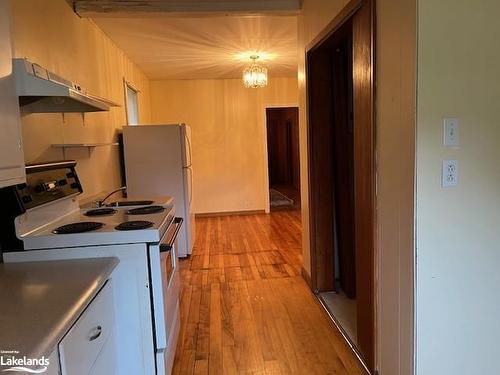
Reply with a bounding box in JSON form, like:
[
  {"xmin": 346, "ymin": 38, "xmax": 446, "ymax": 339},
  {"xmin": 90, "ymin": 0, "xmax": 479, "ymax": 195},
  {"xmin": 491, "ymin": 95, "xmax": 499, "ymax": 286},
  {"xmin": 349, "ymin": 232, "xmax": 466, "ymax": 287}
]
[{"xmin": 173, "ymin": 210, "xmax": 365, "ymax": 375}]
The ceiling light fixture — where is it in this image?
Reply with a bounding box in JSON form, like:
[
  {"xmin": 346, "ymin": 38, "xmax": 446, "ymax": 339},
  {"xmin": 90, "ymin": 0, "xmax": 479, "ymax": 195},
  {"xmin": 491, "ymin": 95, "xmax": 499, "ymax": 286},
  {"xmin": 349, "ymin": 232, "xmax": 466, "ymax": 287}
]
[{"xmin": 243, "ymin": 55, "xmax": 268, "ymax": 88}]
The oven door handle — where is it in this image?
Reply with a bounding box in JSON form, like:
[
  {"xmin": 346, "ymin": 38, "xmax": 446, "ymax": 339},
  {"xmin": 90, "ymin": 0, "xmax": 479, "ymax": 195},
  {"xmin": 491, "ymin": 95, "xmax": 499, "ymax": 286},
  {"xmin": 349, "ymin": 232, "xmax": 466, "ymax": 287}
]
[{"xmin": 160, "ymin": 217, "xmax": 183, "ymax": 253}]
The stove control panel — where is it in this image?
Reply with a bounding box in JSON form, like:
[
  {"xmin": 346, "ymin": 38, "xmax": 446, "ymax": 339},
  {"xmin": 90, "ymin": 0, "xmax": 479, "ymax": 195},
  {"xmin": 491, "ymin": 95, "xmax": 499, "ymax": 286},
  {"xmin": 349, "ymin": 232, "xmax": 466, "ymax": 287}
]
[
  {"xmin": 16, "ymin": 161, "xmax": 82, "ymax": 210},
  {"xmin": 0, "ymin": 161, "xmax": 83, "ymax": 252}
]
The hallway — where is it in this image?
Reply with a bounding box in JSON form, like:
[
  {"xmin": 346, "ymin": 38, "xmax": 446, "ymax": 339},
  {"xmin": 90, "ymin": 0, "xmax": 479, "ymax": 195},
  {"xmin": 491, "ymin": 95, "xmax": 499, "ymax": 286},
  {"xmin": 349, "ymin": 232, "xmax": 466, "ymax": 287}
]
[{"xmin": 173, "ymin": 211, "xmax": 366, "ymax": 374}]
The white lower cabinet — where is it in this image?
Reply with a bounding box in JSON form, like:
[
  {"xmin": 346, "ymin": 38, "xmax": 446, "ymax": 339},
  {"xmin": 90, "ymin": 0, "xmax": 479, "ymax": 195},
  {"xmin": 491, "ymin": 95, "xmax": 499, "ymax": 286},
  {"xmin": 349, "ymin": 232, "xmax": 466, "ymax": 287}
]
[
  {"xmin": 89, "ymin": 327, "xmax": 117, "ymax": 375},
  {"xmin": 58, "ymin": 281, "xmax": 117, "ymax": 375}
]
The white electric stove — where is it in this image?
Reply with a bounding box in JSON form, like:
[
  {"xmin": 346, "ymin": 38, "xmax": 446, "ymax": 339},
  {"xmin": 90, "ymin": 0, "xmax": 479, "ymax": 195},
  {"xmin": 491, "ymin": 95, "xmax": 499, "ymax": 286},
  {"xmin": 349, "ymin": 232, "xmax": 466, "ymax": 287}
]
[
  {"xmin": 0, "ymin": 161, "xmax": 181, "ymax": 375},
  {"xmin": 17, "ymin": 196, "xmax": 175, "ymax": 249}
]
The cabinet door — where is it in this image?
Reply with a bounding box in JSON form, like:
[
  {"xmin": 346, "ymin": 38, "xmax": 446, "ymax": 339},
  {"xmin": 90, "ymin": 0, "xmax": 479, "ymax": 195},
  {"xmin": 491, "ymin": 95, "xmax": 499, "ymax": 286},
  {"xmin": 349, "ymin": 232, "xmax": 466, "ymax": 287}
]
[
  {"xmin": 0, "ymin": 1, "xmax": 25, "ymax": 188},
  {"xmin": 89, "ymin": 330, "xmax": 117, "ymax": 375},
  {"xmin": 59, "ymin": 282, "xmax": 114, "ymax": 375}
]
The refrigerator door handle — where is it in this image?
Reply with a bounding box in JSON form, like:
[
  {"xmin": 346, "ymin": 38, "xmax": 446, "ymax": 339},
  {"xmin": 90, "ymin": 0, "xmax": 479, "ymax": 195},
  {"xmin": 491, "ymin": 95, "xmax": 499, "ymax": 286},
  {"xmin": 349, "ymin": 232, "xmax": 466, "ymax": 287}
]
[
  {"xmin": 184, "ymin": 131, "xmax": 192, "ymax": 168},
  {"xmin": 187, "ymin": 167, "xmax": 193, "ymax": 206}
]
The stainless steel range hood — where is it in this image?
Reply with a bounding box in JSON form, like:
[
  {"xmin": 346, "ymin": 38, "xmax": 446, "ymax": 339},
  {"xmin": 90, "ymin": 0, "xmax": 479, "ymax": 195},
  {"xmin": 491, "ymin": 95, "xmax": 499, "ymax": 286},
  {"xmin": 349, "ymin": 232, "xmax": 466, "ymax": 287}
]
[{"xmin": 13, "ymin": 58, "xmax": 120, "ymax": 113}]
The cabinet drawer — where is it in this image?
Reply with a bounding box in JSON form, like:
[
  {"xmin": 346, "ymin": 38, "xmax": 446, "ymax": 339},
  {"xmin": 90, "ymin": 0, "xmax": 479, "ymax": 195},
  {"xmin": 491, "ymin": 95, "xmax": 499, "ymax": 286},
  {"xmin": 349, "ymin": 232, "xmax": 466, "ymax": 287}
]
[{"xmin": 59, "ymin": 281, "xmax": 114, "ymax": 375}]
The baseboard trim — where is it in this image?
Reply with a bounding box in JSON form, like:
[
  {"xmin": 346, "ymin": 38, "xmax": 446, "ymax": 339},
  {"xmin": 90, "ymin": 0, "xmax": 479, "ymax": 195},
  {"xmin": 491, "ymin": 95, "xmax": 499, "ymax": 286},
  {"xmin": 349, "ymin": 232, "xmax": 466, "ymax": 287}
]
[
  {"xmin": 301, "ymin": 267, "xmax": 312, "ymax": 289},
  {"xmin": 195, "ymin": 209, "xmax": 266, "ymax": 218}
]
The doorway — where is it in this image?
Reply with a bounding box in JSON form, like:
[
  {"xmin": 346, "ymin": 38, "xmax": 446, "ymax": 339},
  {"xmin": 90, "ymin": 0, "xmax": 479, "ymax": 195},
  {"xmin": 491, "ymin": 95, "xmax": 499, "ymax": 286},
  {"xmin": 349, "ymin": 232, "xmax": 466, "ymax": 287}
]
[
  {"xmin": 266, "ymin": 107, "xmax": 300, "ymax": 210},
  {"xmin": 306, "ymin": 0, "xmax": 375, "ymax": 372},
  {"xmin": 320, "ymin": 19, "xmax": 358, "ymax": 348}
]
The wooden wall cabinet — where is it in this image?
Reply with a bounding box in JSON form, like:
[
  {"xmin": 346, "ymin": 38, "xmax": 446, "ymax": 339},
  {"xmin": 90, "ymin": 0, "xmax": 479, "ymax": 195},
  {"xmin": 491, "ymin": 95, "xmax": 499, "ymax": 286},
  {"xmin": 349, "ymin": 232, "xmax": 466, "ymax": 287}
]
[{"xmin": 0, "ymin": 1, "xmax": 25, "ymax": 188}]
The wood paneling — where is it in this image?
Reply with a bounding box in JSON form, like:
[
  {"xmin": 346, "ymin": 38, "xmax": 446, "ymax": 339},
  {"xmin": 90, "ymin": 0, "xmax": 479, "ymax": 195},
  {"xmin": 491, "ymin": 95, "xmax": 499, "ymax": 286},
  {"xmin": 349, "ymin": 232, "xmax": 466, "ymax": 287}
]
[
  {"xmin": 173, "ymin": 211, "xmax": 366, "ymax": 374},
  {"xmin": 10, "ymin": 0, "xmax": 151, "ymax": 201},
  {"xmin": 150, "ymin": 78, "xmax": 298, "ymax": 214}
]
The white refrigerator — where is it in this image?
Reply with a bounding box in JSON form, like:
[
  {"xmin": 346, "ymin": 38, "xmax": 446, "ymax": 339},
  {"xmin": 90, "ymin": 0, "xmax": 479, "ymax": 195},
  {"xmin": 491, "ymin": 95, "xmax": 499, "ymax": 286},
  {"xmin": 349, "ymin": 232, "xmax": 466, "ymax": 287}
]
[{"xmin": 123, "ymin": 124, "xmax": 195, "ymax": 257}]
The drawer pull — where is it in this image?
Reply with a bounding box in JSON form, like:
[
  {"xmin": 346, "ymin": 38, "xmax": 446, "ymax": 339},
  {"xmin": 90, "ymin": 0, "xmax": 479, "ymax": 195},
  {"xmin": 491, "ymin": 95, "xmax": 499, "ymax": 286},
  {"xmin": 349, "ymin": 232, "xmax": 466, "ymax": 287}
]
[{"xmin": 89, "ymin": 326, "xmax": 102, "ymax": 341}]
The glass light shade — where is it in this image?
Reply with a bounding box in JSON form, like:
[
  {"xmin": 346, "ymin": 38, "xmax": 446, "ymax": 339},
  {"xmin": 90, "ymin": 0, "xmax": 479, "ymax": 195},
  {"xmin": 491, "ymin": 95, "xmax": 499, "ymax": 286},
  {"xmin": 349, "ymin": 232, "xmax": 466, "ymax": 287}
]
[{"xmin": 243, "ymin": 64, "xmax": 268, "ymax": 88}]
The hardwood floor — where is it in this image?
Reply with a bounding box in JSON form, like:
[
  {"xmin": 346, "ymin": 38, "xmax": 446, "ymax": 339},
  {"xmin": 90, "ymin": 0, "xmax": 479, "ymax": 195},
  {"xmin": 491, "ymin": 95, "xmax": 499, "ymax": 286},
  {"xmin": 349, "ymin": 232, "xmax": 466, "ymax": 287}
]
[{"xmin": 173, "ymin": 210, "xmax": 366, "ymax": 375}]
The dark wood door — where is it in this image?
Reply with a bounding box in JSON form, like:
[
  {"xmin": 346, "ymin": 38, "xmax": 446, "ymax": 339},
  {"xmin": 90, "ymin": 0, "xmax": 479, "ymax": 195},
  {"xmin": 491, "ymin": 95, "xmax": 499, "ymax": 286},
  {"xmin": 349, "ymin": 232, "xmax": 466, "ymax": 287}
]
[
  {"xmin": 307, "ymin": 46, "xmax": 337, "ymax": 292},
  {"xmin": 352, "ymin": 1, "xmax": 375, "ymax": 369},
  {"xmin": 306, "ymin": 0, "xmax": 375, "ymax": 370},
  {"xmin": 266, "ymin": 107, "xmax": 300, "ymax": 189}
]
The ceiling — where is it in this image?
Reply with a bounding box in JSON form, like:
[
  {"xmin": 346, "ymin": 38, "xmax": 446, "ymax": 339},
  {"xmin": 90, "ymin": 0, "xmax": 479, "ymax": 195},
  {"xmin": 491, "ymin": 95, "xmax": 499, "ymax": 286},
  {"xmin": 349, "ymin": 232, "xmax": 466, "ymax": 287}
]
[{"xmin": 93, "ymin": 14, "xmax": 298, "ymax": 80}]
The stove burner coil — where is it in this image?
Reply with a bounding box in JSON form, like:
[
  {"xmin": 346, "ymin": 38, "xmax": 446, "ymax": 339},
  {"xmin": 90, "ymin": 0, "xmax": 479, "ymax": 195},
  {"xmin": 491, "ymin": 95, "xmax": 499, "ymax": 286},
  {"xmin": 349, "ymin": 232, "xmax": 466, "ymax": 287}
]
[
  {"xmin": 127, "ymin": 206, "xmax": 165, "ymax": 215},
  {"xmin": 115, "ymin": 220, "xmax": 154, "ymax": 231},
  {"xmin": 53, "ymin": 222, "xmax": 104, "ymax": 234},
  {"xmin": 84, "ymin": 208, "xmax": 117, "ymax": 217}
]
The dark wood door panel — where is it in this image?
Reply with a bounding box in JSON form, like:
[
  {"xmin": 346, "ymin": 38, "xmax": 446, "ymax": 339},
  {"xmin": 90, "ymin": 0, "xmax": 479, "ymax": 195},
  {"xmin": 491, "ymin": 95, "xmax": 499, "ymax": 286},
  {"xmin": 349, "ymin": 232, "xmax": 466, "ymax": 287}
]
[
  {"xmin": 307, "ymin": 47, "xmax": 336, "ymax": 292},
  {"xmin": 306, "ymin": 0, "xmax": 375, "ymax": 372},
  {"xmin": 331, "ymin": 32, "xmax": 356, "ymax": 299},
  {"xmin": 266, "ymin": 107, "xmax": 300, "ymax": 190},
  {"xmin": 352, "ymin": 0, "xmax": 375, "ymax": 369}
]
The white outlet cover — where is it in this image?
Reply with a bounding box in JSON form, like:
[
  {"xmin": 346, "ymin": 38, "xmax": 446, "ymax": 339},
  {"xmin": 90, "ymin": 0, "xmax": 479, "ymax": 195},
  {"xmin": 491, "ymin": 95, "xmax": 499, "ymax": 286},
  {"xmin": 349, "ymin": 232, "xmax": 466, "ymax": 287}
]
[
  {"xmin": 442, "ymin": 160, "xmax": 458, "ymax": 187},
  {"xmin": 443, "ymin": 118, "xmax": 460, "ymax": 147}
]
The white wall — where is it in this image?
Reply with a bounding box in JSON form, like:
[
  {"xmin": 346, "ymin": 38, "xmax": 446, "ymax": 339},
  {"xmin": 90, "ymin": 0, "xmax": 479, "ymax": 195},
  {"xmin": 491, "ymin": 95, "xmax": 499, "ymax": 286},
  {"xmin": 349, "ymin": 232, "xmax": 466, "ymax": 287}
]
[
  {"xmin": 150, "ymin": 77, "xmax": 298, "ymax": 214},
  {"xmin": 416, "ymin": 0, "xmax": 500, "ymax": 373}
]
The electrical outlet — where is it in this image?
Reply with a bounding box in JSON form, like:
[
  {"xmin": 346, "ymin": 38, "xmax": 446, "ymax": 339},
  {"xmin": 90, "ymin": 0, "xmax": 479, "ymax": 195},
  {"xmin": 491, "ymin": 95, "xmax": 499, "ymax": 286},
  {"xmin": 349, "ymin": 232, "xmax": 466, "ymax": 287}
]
[
  {"xmin": 442, "ymin": 160, "xmax": 458, "ymax": 187},
  {"xmin": 443, "ymin": 118, "xmax": 460, "ymax": 147}
]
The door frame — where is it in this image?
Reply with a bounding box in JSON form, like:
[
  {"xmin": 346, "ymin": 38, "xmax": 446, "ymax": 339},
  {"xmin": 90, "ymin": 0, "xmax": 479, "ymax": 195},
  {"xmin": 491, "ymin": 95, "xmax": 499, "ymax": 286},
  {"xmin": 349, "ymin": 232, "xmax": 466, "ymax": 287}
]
[
  {"xmin": 305, "ymin": 0, "xmax": 376, "ymax": 371},
  {"xmin": 262, "ymin": 103, "xmax": 299, "ymax": 213}
]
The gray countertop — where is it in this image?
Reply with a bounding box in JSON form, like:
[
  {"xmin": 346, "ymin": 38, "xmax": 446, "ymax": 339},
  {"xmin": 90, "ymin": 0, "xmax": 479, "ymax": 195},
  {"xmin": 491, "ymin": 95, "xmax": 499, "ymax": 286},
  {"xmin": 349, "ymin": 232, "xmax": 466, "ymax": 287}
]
[{"xmin": 0, "ymin": 258, "xmax": 118, "ymax": 360}]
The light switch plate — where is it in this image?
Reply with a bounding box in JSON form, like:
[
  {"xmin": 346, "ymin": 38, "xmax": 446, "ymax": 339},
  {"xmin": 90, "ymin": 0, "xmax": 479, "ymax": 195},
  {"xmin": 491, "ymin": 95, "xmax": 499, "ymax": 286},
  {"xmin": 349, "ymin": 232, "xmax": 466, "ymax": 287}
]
[
  {"xmin": 444, "ymin": 118, "xmax": 460, "ymax": 147},
  {"xmin": 442, "ymin": 160, "xmax": 458, "ymax": 187}
]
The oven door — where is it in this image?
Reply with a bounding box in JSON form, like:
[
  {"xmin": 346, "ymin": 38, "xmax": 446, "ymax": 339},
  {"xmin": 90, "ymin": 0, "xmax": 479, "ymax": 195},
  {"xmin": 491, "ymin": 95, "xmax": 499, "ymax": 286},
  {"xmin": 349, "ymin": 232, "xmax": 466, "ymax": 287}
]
[{"xmin": 148, "ymin": 217, "xmax": 183, "ymax": 354}]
